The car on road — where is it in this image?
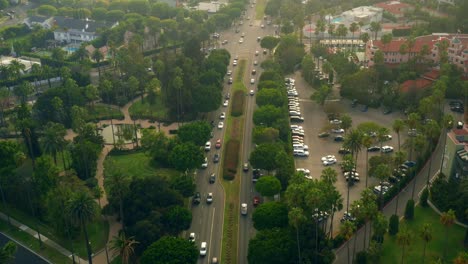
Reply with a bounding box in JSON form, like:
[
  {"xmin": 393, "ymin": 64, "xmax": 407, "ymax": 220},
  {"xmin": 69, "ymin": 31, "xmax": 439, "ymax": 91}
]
[
  {"xmin": 381, "ymin": 145, "xmax": 394, "ymax": 153},
  {"xmin": 250, "ymin": 89, "xmax": 255, "ymax": 95},
  {"xmin": 189, "ymin": 233, "xmax": 196, "ymax": 242},
  {"xmin": 227, "ymin": 70, "xmax": 232, "ymax": 76},
  {"xmin": 361, "ymin": 105, "xmax": 368, "ymax": 112},
  {"xmin": 263, "ymin": 49, "xmax": 267, "ymax": 54},
  {"xmin": 334, "ymin": 135, "xmax": 344, "ymax": 142},
  {"xmin": 250, "ymin": 78, "xmax": 255, "ymax": 84},
  {"xmin": 331, "ymin": 128, "xmax": 345, "ymax": 134},
  {"xmin": 193, "ymin": 192, "xmax": 201, "ymax": 205},
  {"xmin": 255, "ymin": 50, "xmax": 259, "ymax": 56},
  {"xmin": 233, "ymin": 60, "xmax": 237, "ymax": 66},
  {"xmin": 290, "ymin": 116, "xmax": 304, "ymax": 122},
  {"xmin": 318, "ymin": 132, "xmax": 330, "ymax": 138},
  {"xmin": 206, "ymin": 193, "xmax": 213, "ymax": 204},
  {"xmin": 212, "ymin": 257, "xmax": 219, "ymax": 264},
  {"xmin": 241, "ymin": 203, "xmax": 248, "ymax": 215},
  {"xmin": 330, "ymin": 119, "xmax": 342, "ymax": 125},
  {"xmin": 243, "ymin": 162, "xmax": 249, "ymax": 172},
  {"xmin": 220, "ymin": 112, "xmax": 226, "ymax": 119},
  {"xmin": 252, "ymin": 69, "xmax": 256, "ymax": 75},
  {"xmin": 253, "ymin": 196, "xmax": 260, "ymax": 206},
  {"xmin": 367, "ymin": 146, "xmax": 381, "ymax": 152},
  {"xmin": 228, "ymin": 77, "xmax": 233, "ymax": 84},
  {"xmin": 225, "ymin": 93, "xmax": 231, "ymax": 99},
  {"xmin": 201, "ymin": 157, "xmax": 208, "ymax": 168},
  {"xmin": 252, "ymin": 169, "xmax": 262, "ymax": 182},
  {"xmin": 205, "ymin": 141, "xmax": 211, "ymax": 151},
  {"xmin": 293, "ymin": 149, "xmax": 309, "ymax": 157},
  {"xmin": 209, "ymin": 173, "xmax": 216, "ymax": 183},
  {"xmin": 223, "ymin": 100, "xmax": 229, "ymax": 107},
  {"xmin": 238, "ymin": 38, "xmax": 243, "ymax": 44},
  {"xmin": 213, "ymin": 153, "xmax": 220, "ymax": 163},
  {"xmin": 218, "ymin": 121, "xmax": 224, "ymax": 129},
  {"xmin": 253, "ymin": 60, "xmax": 258, "ymax": 65},
  {"xmin": 338, "ymin": 148, "xmax": 351, "ymax": 154},
  {"xmin": 341, "ymin": 212, "xmax": 356, "ymax": 222},
  {"xmin": 200, "ymin": 242, "xmax": 207, "ymax": 256},
  {"xmin": 257, "ymin": 36, "xmax": 261, "ymax": 42},
  {"xmin": 215, "ymin": 139, "xmax": 222, "ymax": 148}
]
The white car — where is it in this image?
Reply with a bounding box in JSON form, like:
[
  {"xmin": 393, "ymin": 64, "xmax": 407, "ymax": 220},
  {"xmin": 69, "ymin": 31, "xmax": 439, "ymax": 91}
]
[
  {"xmin": 330, "ymin": 119, "xmax": 342, "ymax": 125},
  {"xmin": 253, "ymin": 60, "xmax": 258, "ymax": 65},
  {"xmin": 255, "ymin": 50, "xmax": 259, "ymax": 56},
  {"xmin": 220, "ymin": 112, "xmax": 226, "ymax": 119},
  {"xmin": 206, "ymin": 193, "xmax": 213, "ymax": 204},
  {"xmin": 223, "ymin": 100, "xmax": 229, "ymax": 107},
  {"xmin": 239, "ymin": 38, "xmax": 244, "ymax": 44},
  {"xmin": 293, "ymin": 150, "xmax": 309, "ymax": 157},
  {"xmin": 205, "ymin": 141, "xmax": 211, "ymax": 151},
  {"xmin": 290, "ymin": 125, "xmax": 303, "ymax": 130},
  {"xmin": 241, "ymin": 203, "xmax": 248, "ymax": 215},
  {"xmin": 261, "ymin": 24, "xmax": 264, "ymax": 28},
  {"xmin": 383, "ymin": 134, "xmax": 392, "ymax": 140},
  {"xmin": 201, "ymin": 157, "xmax": 208, "ymax": 168},
  {"xmin": 293, "ymin": 144, "xmax": 308, "ymax": 151},
  {"xmin": 200, "ymin": 242, "xmax": 207, "ymax": 256},
  {"xmin": 321, "ymin": 155, "xmax": 336, "ymax": 161},
  {"xmin": 227, "ymin": 70, "xmax": 232, "ymax": 76},
  {"xmin": 233, "ymin": 60, "xmax": 237, "ymax": 66},
  {"xmin": 250, "ymin": 89, "xmax": 255, "ymax": 95},
  {"xmin": 218, "ymin": 122, "xmax": 224, "ymax": 129},
  {"xmin": 250, "ymin": 78, "xmax": 255, "ymax": 84},
  {"xmin": 331, "ymin": 128, "xmax": 345, "ymax": 134},
  {"xmin": 189, "ymin": 233, "xmax": 196, "ymax": 242},
  {"xmin": 381, "ymin": 146, "xmax": 394, "ymax": 153},
  {"xmin": 296, "ymin": 168, "xmax": 310, "ymax": 175},
  {"xmin": 323, "ymin": 158, "xmax": 337, "ymax": 166}
]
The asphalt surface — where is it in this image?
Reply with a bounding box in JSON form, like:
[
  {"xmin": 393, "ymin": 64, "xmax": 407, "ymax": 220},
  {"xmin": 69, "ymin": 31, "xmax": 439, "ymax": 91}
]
[
  {"xmin": 0, "ymin": 232, "xmax": 50, "ymax": 264},
  {"xmin": 188, "ymin": 6, "xmax": 274, "ymax": 263}
]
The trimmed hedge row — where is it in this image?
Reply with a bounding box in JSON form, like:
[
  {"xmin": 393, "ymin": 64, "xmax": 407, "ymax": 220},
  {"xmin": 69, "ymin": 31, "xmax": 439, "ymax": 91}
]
[
  {"xmin": 223, "ymin": 139, "xmax": 240, "ymax": 181},
  {"xmin": 231, "ymin": 90, "xmax": 245, "ymax": 117}
]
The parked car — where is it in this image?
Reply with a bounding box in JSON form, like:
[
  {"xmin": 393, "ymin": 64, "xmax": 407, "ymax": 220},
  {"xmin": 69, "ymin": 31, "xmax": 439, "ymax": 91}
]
[
  {"xmin": 318, "ymin": 132, "xmax": 330, "ymax": 138},
  {"xmin": 334, "ymin": 136, "xmax": 344, "ymax": 142},
  {"xmin": 192, "ymin": 192, "xmax": 201, "ymax": 205},
  {"xmin": 338, "ymin": 148, "xmax": 351, "ymax": 154},
  {"xmin": 381, "ymin": 145, "xmax": 394, "ymax": 153},
  {"xmin": 331, "ymin": 128, "xmax": 345, "ymax": 134},
  {"xmin": 252, "ymin": 169, "xmax": 262, "ymax": 182},
  {"xmin": 367, "ymin": 146, "xmax": 381, "ymax": 152},
  {"xmin": 341, "ymin": 212, "xmax": 356, "ymax": 222},
  {"xmin": 290, "ymin": 116, "xmax": 304, "ymax": 123}
]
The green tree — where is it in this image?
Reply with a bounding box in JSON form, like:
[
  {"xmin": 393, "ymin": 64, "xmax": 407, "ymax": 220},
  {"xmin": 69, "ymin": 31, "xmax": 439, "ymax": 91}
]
[
  {"xmin": 38, "ymin": 5, "xmax": 57, "ymax": 16},
  {"xmin": 396, "ymin": 225, "xmax": 413, "ymax": 264},
  {"xmin": 162, "ymin": 206, "xmax": 192, "ymax": 235},
  {"xmin": 440, "ymin": 209, "xmax": 456, "ymax": 259},
  {"xmin": 349, "ymin": 22, "xmax": 359, "ymax": 50},
  {"xmin": 66, "ymin": 191, "xmax": 99, "ymax": 264},
  {"xmin": 247, "ymin": 228, "xmax": 296, "ymax": 264},
  {"xmin": 311, "ymin": 84, "xmax": 331, "ymax": 105},
  {"xmin": 105, "ymin": 165, "xmax": 130, "ymax": 228},
  {"xmin": 169, "ymin": 142, "xmax": 204, "ymax": 171},
  {"xmin": 253, "ymin": 127, "xmax": 280, "ymax": 144},
  {"xmin": 404, "ymin": 199, "xmax": 414, "ymax": 220},
  {"xmin": 92, "ymin": 49, "xmax": 104, "ymax": 78},
  {"xmin": 252, "ymin": 202, "xmax": 289, "ymax": 230},
  {"xmin": 255, "ymin": 176, "xmax": 281, "ymax": 197},
  {"xmin": 253, "ymin": 105, "xmax": 283, "ymax": 127},
  {"xmin": 13, "ymin": 82, "xmax": 33, "ymax": 105},
  {"xmin": 388, "ymin": 214, "xmax": 399, "ymax": 236},
  {"xmin": 372, "ymin": 212, "xmax": 388, "ymax": 244},
  {"xmin": 110, "ymin": 233, "xmax": 139, "ymax": 264},
  {"xmin": 370, "ymin": 22, "xmax": 381, "ymax": 40},
  {"xmin": 392, "ymin": 119, "xmax": 405, "ymax": 152},
  {"xmin": 344, "ymin": 129, "xmax": 363, "ymax": 163},
  {"xmin": 177, "ymin": 121, "xmax": 211, "ymax": 146},
  {"xmin": 374, "ymin": 164, "xmax": 391, "ymax": 210},
  {"xmin": 249, "ymin": 143, "xmax": 282, "ymax": 172},
  {"xmin": 360, "ymin": 33, "xmax": 370, "ymax": 63},
  {"xmin": 419, "ymin": 223, "xmax": 432, "ymax": 264},
  {"xmin": 289, "ymin": 207, "xmax": 306, "ymax": 263},
  {"xmin": 340, "ymin": 220, "xmax": 356, "ymax": 264},
  {"xmin": 0, "ymin": 241, "xmax": 17, "ymax": 263},
  {"xmin": 40, "ymin": 122, "xmax": 66, "ymax": 165},
  {"xmin": 256, "ymin": 88, "xmax": 285, "ymax": 107},
  {"xmin": 140, "ymin": 236, "xmax": 198, "ymax": 264}
]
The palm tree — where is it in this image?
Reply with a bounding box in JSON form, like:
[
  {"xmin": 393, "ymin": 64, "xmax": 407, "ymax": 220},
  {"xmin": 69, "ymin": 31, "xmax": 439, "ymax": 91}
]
[
  {"xmin": 349, "ymin": 22, "xmax": 358, "ymax": 51},
  {"xmin": 370, "ymin": 22, "xmax": 381, "ymax": 40},
  {"xmin": 377, "ymin": 126, "xmax": 390, "ymax": 154},
  {"xmin": 110, "ymin": 232, "xmax": 139, "ymax": 264},
  {"xmin": 328, "ymin": 24, "xmax": 335, "ymax": 45},
  {"xmin": 360, "ymin": 33, "xmax": 370, "ymax": 65},
  {"xmin": 0, "ymin": 241, "xmax": 17, "ymax": 263},
  {"xmin": 92, "ymin": 49, "xmax": 104, "ymax": 78},
  {"xmin": 406, "ymin": 36, "xmax": 415, "ymax": 62},
  {"xmin": 419, "ymin": 223, "xmax": 432, "ymax": 264},
  {"xmin": 340, "ymin": 220, "xmax": 356, "ymax": 264},
  {"xmin": 289, "ymin": 207, "xmax": 306, "ymax": 263},
  {"xmin": 361, "ymin": 135, "xmax": 373, "ymax": 187},
  {"xmin": 337, "ymin": 24, "xmax": 348, "ymax": 48},
  {"xmin": 344, "ymin": 129, "xmax": 363, "ymax": 164},
  {"xmin": 406, "ymin": 113, "xmax": 421, "ymax": 161},
  {"xmin": 393, "ymin": 119, "xmax": 405, "ymax": 152},
  {"xmin": 397, "ymin": 225, "xmax": 413, "ymax": 264},
  {"xmin": 399, "ymin": 43, "xmax": 408, "ymax": 63},
  {"xmin": 374, "ymin": 164, "xmax": 391, "ymax": 210},
  {"xmin": 342, "ymin": 155, "xmax": 355, "ymax": 212},
  {"xmin": 381, "ymin": 33, "xmax": 393, "ymax": 63},
  {"xmin": 40, "ymin": 122, "xmax": 66, "ymax": 165},
  {"xmin": 66, "ymin": 191, "xmax": 99, "ymax": 264},
  {"xmin": 105, "ymin": 167, "xmax": 130, "ymax": 229},
  {"xmin": 423, "ymin": 120, "xmax": 441, "ymax": 188},
  {"xmin": 440, "ymin": 209, "xmax": 456, "ymax": 259}
]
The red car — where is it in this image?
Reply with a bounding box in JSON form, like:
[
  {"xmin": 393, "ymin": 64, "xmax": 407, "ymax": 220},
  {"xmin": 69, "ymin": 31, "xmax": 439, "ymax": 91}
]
[
  {"xmin": 253, "ymin": 196, "xmax": 260, "ymax": 207},
  {"xmin": 215, "ymin": 139, "xmax": 222, "ymax": 149}
]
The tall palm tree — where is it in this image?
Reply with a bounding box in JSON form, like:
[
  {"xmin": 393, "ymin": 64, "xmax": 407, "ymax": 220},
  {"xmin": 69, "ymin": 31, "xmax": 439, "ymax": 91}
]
[
  {"xmin": 381, "ymin": 33, "xmax": 393, "ymax": 63},
  {"xmin": 0, "ymin": 241, "xmax": 17, "ymax": 263},
  {"xmin": 340, "ymin": 220, "xmax": 356, "ymax": 264},
  {"xmin": 392, "ymin": 119, "xmax": 405, "ymax": 152},
  {"xmin": 328, "ymin": 24, "xmax": 335, "ymax": 45},
  {"xmin": 361, "ymin": 135, "xmax": 373, "ymax": 188},
  {"xmin": 92, "ymin": 49, "xmax": 104, "ymax": 78},
  {"xmin": 360, "ymin": 33, "xmax": 370, "ymax": 66},
  {"xmin": 105, "ymin": 167, "xmax": 130, "ymax": 229},
  {"xmin": 110, "ymin": 232, "xmax": 139, "ymax": 264},
  {"xmin": 370, "ymin": 22, "xmax": 381, "ymax": 40},
  {"xmin": 397, "ymin": 225, "xmax": 413, "ymax": 264},
  {"xmin": 40, "ymin": 122, "xmax": 66, "ymax": 165},
  {"xmin": 406, "ymin": 113, "xmax": 421, "ymax": 161},
  {"xmin": 374, "ymin": 164, "xmax": 391, "ymax": 210},
  {"xmin": 349, "ymin": 22, "xmax": 358, "ymax": 51},
  {"xmin": 289, "ymin": 207, "xmax": 306, "ymax": 263},
  {"xmin": 440, "ymin": 209, "xmax": 456, "ymax": 259},
  {"xmin": 419, "ymin": 223, "xmax": 432, "ymax": 264},
  {"xmin": 423, "ymin": 120, "xmax": 441, "ymax": 188},
  {"xmin": 66, "ymin": 191, "xmax": 99, "ymax": 264},
  {"xmin": 344, "ymin": 129, "xmax": 363, "ymax": 164},
  {"xmin": 342, "ymin": 155, "xmax": 355, "ymax": 212}
]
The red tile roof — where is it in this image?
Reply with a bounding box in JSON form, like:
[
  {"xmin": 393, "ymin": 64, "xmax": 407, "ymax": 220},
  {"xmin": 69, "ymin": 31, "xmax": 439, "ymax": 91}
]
[
  {"xmin": 374, "ymin": 1, "xmax": 412, "ymax": 15},
  {"xmin": 372, "ymin": 35, "xmax": 439, "ymax": 53},
  {"xmin": 423, "ymin": 69, "xmax": 440, "ymax": 81},
  {"xmin": 400, "ymin": 78, "xmax": 432, "ymax": 93}
]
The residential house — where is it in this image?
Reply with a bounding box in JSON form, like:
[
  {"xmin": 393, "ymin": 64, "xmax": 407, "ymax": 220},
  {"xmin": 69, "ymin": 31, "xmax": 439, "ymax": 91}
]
[
  {"xmin": 23, "ymin": 16, "xmax": 53, "ymax": 29},
  {"xmin": 52, "ymin": 17, "xmax": 115, "ymax": 44},
  {"xmin": 442, "ymin": 125, "xmax": 468, "ymax": 179}
]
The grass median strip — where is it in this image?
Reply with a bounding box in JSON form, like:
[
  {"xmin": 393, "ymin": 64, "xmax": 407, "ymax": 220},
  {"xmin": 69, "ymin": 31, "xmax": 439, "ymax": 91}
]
[
  {"xmin": 221, "ymin": 60, "xmax": 247, "ymax": 264},
  {"xmin": 255, "ymin": 0, "xmax": 266, "ymax": 20}
]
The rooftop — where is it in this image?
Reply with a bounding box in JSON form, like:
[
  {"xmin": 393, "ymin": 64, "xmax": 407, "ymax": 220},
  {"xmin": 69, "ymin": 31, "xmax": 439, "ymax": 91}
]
[
  {"xmin": 374, "ymin": 1, "xmax": 412, "ymax": 15},
  {"xmin": 52, "ymin": 17, "xmax": 108, "ymax": 33},
  {"xmin": 400, "ymin": 78, "xmax": 432, "ymax": 93}
]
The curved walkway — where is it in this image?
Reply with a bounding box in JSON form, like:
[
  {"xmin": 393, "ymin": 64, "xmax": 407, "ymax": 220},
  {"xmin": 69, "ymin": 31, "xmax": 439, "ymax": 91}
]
[{"xmin": 64, "ymin": 96, "xmax": 179, "ymax": 263}]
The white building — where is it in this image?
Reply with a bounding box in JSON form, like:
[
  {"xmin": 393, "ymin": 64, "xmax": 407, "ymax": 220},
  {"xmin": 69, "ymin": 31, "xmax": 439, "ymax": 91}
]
[
  {"xmin": 23, "ymin": 16, "xmax": 54, "ymax": 29},
  {"xmin": 332, "ymin": 6, "xmax": 383, "ymax": 27},
  {"xmin": 52, "ymin": 17, "xmax": 114, "ymax": 44}
]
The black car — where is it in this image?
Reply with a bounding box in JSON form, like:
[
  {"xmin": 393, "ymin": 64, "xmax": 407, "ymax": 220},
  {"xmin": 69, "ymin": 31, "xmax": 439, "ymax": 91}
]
[
  {"xmin": 367, "ymin": 146, "xmax": 381, "ymax": 152},
  {"xmin": 383, "ymin": 108, "xmax": 392, "ymax": 115},
  {"xmin": 252, "ymin": 169, "xmax": 262, "ymax": 182},
  {"xmin": 252, "ymin": 69, "xmax": 256, "ymax": 75},
  {"xmin": 209, "ymin": 173, "xmax": 216, "ymax": 184},
  {"xmin": 338, "ymin": 148, "xmax": 351, "ymax": 154},
  {"xmin": 213, "ymin": 153, "xmax": 220, "ymax": 163},
  {"xmin": 351, "ymin": 99, "xmax": 358, "ymax": 108},
  {"xmin": 192, "ymin": 192, "xmax": 201, "ymax": 205},
  {"xmin": 290, "ymin": 116, "xmax": 304, "ymax": 123},
  {"xmin": 334, "ymin": 136, "xmax": 344, "ymax": 142},
  {"xmin": 340, "ymin": 212, "xmax": 356, "ymax": 223},
  {"xmin": 451, "ymin": 106, "xmax": 464, "ymax": 113},
  {"xmin": 449, "ymin": 100, "xmax": 463, "ymax": 107}
]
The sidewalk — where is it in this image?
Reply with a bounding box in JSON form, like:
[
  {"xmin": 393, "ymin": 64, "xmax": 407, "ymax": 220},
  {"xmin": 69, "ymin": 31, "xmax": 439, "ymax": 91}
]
[{"xmin": 0, "ymin": 211, "xmax": 87, "ymax": 263}]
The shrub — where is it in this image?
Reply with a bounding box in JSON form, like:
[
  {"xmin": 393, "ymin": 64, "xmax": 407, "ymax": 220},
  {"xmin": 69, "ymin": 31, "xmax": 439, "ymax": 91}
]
[
  {"xmin": 332, "ymin": 234, "xmax": 345, "ymax": 249},
  {"xmin": 223, "ymin": 139, "xmax": 240, "ymax": 181},
  {"xmin": 231, "ymin": 90, "xmax": 245, "ymax": 117},
  {"xmin": 388, "ymin": 214, "xmax": 399, "ymax": 235},
  {"xmin": 355, "ymin": 251, "xmax": 368, "ymax": 264},
  {"xmin": 404, "ymin": 199, "xmax": 414, "ymax": 220},
  {"xmin": 420, "ymin": 187, "xmax": 429, "ymax": 207}
]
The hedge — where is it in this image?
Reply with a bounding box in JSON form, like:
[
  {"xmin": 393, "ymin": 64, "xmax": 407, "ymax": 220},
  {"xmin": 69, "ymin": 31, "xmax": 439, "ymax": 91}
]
[
  {"xmin": 231, "ymin": 90, "xmax": 245, "ymax": 117},
  {"xmin": 223, "ymin": 139, "xmax": 240, "ymax": 181}
]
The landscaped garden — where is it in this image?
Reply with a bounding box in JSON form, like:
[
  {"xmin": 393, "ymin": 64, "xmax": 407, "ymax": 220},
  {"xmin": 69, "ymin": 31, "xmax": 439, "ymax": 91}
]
[
  {"xmin": 128, "ymin": 97, "xmax": 168, "ymax": 121},
  {"xmin": 380, "ymin": 206, "xmax": 466, "ymax": 264},
  {"xmin": 86, "ymin": 104, "xmax": 124, "ymax": 122}
]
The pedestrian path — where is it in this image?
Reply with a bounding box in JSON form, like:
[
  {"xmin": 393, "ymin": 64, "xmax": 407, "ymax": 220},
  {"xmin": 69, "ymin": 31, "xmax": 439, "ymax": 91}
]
[{"xmin": 0, "ymin": 211, "xmax": 87, "ymax": 263}]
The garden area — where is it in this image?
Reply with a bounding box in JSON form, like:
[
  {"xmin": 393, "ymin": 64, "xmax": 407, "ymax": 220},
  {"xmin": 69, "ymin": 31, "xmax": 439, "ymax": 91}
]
[
  {"xmin": 85, "ymin": 104, "xmax": 124, "ymax": 122},
  {"xmin": 380, "ymin": 206, "xmax": 466, "ymax": 264},
  {"xmin": 104, "ymin": 150, "xmax": 180, "ymax": 180},
  {"xmin": 128, "ymin": 97, "xmax": 168, "ymax": 121}
]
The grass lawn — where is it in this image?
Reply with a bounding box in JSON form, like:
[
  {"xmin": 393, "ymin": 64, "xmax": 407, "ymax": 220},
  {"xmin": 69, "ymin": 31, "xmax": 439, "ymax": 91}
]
[
  {"xmin": 380, "ymin": 206, "xmax": 466, "ymax": 264},
  {"xmin": 128, "ymin": 97, "xmax": 167, "ymax": 120},
  {"xmin": 104, "ymin": 151, "xmax": 180, "ymax": 181},
  {"xmin": 255, "ymin": 0, "xmax": 266, "ymax": 20},
  {"xmin": 0, "ymin": 221, "xmax": 73, "ymax": 263},
  {"xmin": 86, "ymin": 104, "xmax": 124, "ymax": 121}
]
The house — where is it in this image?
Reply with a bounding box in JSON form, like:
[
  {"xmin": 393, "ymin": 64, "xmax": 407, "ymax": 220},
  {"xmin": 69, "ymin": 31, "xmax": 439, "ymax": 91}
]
[
  {"xmin": 52, "ymin": 17, "xmax": 115, "ymax": 44},
  {"xmin": 442, "ymin": 125, "xmax": 468, "ymax": 179},
  {"xmin": 0, "ymin": 56, "xmax": 41, "ymax": 74},
  {"xmin": 374, "ymin": 1, "xmax": 414, "ymax": 19},
  {"xmin": 23, "ymin": 16, "xmax": 53, "ymax": 29}
]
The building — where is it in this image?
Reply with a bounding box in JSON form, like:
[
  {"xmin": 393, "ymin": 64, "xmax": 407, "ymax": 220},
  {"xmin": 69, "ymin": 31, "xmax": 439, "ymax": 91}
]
[
  {"xmin": 52, "ymin": 17, "xmax": 114, "ymax": 44},
  {"xmin": 23, "ymin": 16, "xmax": 53, "ymax": 29},
  {"xmin": 442, "ymin": 125, "xmax": 468, "ymax": 179},
  {"xmin": 331, "ymin": 6, "xmax": 383, "ymax": 27},
  {"xmin": 374, "ymin": 1, "xmax": 414, "ymax": 19},
  {"xmin": 0, "ymin": 56, "xmax": 41, "ymax": 74},
  {"xmin": 366, "ymin": 33, "xmax": 468, "ymax": 75},
  {"xmin": 189, "ymin": 1, "xmax": 225, "ymax": 13}
]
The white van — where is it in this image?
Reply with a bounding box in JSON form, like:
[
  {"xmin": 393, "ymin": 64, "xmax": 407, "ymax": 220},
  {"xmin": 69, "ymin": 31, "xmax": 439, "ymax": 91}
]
[{"xmin": 200, "ymin": 242, "xmax": 207, "ymax": 256}]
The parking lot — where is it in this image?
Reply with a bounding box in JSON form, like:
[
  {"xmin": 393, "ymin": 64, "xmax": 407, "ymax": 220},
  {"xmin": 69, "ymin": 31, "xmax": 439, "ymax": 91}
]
[{"xmin": 288, "ymin": 71, "xmax": 407, "ymax": 234}]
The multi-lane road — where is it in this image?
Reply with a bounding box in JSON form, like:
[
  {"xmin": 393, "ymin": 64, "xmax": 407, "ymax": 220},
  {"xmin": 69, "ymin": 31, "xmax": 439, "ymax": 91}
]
[{"xmin": 189, "ymin": 5, "xmax": 275, "ymax": 264}]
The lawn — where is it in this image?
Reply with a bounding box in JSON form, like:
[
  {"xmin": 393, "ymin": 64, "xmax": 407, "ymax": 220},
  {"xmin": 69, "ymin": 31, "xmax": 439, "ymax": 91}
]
[
  {"xmin": 255, "ymin": 0, "xmax": 266, "ymax": 20},
  {"xmin": 128, "ymin": 97, "xmax": 168, "ymax": 121},
  {"xmin": 380, "ymin": 206, "xmax": 466, "ymax": 264},
  {"xmin": 104, "ymin": 151, "xmax": 180, "ymax": 181},
  {"xmin": 86, "ymin": 104, "xmax": 124, "ymax": 121}
]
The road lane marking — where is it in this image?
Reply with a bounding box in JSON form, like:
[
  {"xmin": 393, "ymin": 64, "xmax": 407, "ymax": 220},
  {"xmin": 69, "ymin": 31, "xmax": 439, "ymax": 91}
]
[{"xmin": 208, "ymin": 207, "xmax": 216, "ymax": 261}]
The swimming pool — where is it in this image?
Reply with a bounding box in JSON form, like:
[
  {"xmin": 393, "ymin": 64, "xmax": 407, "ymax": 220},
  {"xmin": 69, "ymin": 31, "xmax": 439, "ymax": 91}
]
[
  {"xmin": 63, "ymin": 46, "xmax": 78, "ymax": 53},
  {"xmin": 332, "ymin": 17, "xmax": 343, "ymax": 23}
]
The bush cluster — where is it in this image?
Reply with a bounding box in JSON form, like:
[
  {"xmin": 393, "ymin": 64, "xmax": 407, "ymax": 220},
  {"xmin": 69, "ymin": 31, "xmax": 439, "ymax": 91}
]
[
  {"xmin": 231, "ymin": 90, "xmax": 245, "ymax": 117},
  {"xmin": 223, "ymin": 139, "xmax": 240, "ymax": 181}
]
